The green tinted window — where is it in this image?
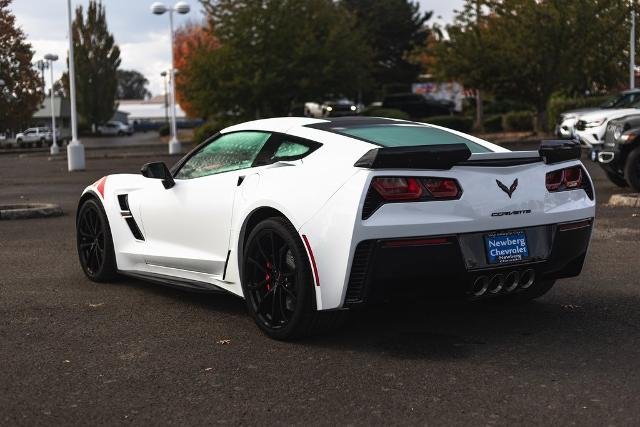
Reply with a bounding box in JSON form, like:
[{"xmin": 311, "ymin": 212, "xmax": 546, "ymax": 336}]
[
  {"xmin": 176, "ymin": 131, "xmax": 271, "ymax": 179},
  {"xmin": 273, "ymin": 141, "xmax": 310, "ymax": 160},
  {"xmin": 339, "ymin": 124, "xmax": 490, "ymax": 153}
]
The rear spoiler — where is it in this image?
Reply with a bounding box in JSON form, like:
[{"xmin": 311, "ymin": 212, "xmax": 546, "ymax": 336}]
[{"xmin": 354, "ymin": 140, "xmax": 581, "ymax": 170}]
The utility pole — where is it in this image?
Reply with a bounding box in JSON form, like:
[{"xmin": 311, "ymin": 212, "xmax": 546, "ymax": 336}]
[
  {"xmin": 66, "ymin": 0, "xmax": 85, "ymax": 171},
  {"xmin": 474, "ymin": 0, "xmax": 484, "ymax": 132},
  {"xmin": 631, "ymin": 7, "xmax": 636, "ymax": 90}
]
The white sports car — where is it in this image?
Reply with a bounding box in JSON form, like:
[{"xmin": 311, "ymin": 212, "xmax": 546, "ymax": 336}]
[{"xmin": 76, "ymin": 117, "xmax": 595, "ymax": 340}]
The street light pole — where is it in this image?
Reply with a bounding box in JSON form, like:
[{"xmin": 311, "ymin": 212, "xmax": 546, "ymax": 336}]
[
  {"xmin": 631, "ymin": 8, "xmax": 636, "ymax": 90},
  {"xmin": 161, "ymin": 70, "xmax": 169, "ymax": 126},
  {"xmin": 151, "ymin": 2, "xmax": 190, "ymax": 155},
  {"xmin": 45, "ymin": 54, "xmax": 60, "ymax": 155},
  {"xmin": 66, "ymin": 0, "xmax": 85, "ymax": 171}
]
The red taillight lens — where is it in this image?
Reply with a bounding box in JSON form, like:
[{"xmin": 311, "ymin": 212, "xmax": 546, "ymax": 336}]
[
  {"xmin": 423, "ymin": 178, "xmax": 460, "ymax": 198},
  {"xmin": 372, "ymin": 177, "xmax": 423, "ymax": 200},
  {"xmin": 545, "ymin": 170, "xmax": 564, "ymax": 191},
  {"xmin": 563, "ymin": 166, "xmax": 582, "ymax": 188},
  {"xmin": 546, "ymin": 166, "xmax": 585, "ymax": 192}
]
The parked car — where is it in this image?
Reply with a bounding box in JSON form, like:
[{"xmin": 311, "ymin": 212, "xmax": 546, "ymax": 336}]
[
  {"xmin": 555, "ymin": 89, "xmax": 640, "ymax": 139},
  {"xmin": 75, "ymin": 117, "xmax": 594, "ymax": 340},
  {"xmin": 573, "ymin": 104, "xmax": 640, "ymax": 147},
  {"xmin": 304, "ymin": 97, "xmax": 357, "ymax": 118},
  {"xmin": 97, "ymin": 121, "xmax": 133, "ymax": 136},
  {"xmin": 15, "ymin": 127, "xmax": 54, "ymax": 148},
  {"xmin": 590, "ymin": 113, "xmax": 640, "ymax": 191},
  {"xmin": 382, "ymin": 93, "xmax": 454, "ymax": 118}
]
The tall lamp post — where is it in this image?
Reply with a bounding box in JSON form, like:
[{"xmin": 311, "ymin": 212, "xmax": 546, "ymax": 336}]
[
  {"xmin": 66, "ymin": 0, "xmax": 85, "ymax": 171},
  {"xmin": 161, "ymin": 70, "xmax": 169, "ymax": 127},
  {"xmin": 44, "ymin": 54, "xmax": 60, "ymax": 155},
  {"xmin": 151, "ymin": 1, "xmax": 190, "ymax": 155}
]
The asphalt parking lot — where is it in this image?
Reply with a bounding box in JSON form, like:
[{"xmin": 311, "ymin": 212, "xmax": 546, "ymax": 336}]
[{"xmin": 1, "ymin": 142, "xmax": 639, "ymax": 425}]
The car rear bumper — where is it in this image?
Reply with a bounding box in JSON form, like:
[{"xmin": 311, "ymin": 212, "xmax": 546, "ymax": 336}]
[{"xmin": 343, "ymin": 219, "xmax": 593, "ymax": 306}]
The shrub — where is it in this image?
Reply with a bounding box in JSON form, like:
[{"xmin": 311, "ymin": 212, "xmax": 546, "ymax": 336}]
[
  {"xmin": 361, "ymin": 107, "xmax": 410, "ymax": 120},
  {"xmin": 483, "ymin": 114, "xmax": 503, "ymax": 133},
  {"xmin": 547, "ymin": 95, "xmax": 611, "ymax": 125},
  {"xmin": 485, "ymin": 99, "xmax": 532, "ymax": 115},
  {"xmin": 423, "ymin": 115, "xmax": 473, "ymax": 133},
  {"xmin": 193, "ymin": 121, "xmax": 220, "ymax": 145},
  {"xmin": 158, "ymin": 124, "xmax": 170, "ymax": 137},
  {"xmin": 502, "ymin": 111, "xmax": 534, "ymax": 132}
]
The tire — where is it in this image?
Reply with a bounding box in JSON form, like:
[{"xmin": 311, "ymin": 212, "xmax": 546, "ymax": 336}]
[
  {"xmin": 16, "ymin": 138, "xmax": 24, "ymax": 148},
  {"xmin": 76, "ymin": 198, "xmax": 118, "ymax": 282},
  {"xmin": 605, "ymin": 171, "xmax": 628, "ymax": 188},
  {"xmin": 117, "ymin": 131, "xmax": 124, "ymax": 136},
  {"xmin": 241, "ymin": 217, "xmax": 346, "ymax": 340},
  {"xmin": 624, "ymin": 148, "xmax": 640, "ymax": 192},
  {"xmin": 36, "ymin": 138, "xmax": 44, "ymax": 148}
]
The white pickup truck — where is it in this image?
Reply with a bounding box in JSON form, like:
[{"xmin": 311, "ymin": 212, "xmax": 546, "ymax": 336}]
[{"xmin": 15, "ymin": 127, "xmax": 55, "ymax": 148}]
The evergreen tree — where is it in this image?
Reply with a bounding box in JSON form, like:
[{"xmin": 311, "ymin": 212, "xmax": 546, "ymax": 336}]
[{"xmin": 62, "ymin": 1, "xmax": 121, "ymax": 129}]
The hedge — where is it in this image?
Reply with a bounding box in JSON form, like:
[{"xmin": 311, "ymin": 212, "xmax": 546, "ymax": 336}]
[
  {"xmin": 360, "ymin": 107, "xmax": 410, "ymax": 120},
  {"xmin": 193, "ymin": 121, "xmax": 221, "ymax": 145},
  {"xmin": 483, "ymin": 114, "xmax": 503, "ymax": 133},
  {"xmin": 423, "ymin": 115, "xmax": 473, "ymax": 133},
  {"xmin": 502, "ymin": 111, "xmax": 534, "ymax": 132}
]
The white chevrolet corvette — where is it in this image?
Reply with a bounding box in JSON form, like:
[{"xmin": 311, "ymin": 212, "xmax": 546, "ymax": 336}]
[{"xmin": 76, "ymin": 117, "xmax": 595, "ymax": 339}]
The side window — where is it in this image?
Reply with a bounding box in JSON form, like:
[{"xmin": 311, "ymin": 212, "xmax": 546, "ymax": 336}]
[
  {"xmin": 272, "ymin": 140, "xmax": 311, "ymax": 160},
  {"xmin": 175, "ymin": 131, "xmax": 271, "ymax": 180}
]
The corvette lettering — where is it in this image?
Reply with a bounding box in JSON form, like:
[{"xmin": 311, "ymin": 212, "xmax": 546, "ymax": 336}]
[{"xmin": 491, "ymin": 209, "xmax": 532, "ymax": 217}]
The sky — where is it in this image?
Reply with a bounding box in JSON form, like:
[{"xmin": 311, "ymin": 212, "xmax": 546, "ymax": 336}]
[{"xmin": 10, "ymin": 0, "xmax": 464, "ymax": 96}]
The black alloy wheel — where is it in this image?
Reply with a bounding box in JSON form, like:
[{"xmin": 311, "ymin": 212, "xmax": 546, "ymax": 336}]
[
  {"xmin": 242, "ymin": 218, "xmax": 346, "ymax": 340},
  {"xmin": 77, "ymin": 198, "xmax": 117, "ymax": 281}
]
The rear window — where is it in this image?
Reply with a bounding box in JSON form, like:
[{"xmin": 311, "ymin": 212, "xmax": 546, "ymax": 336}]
[{"xmin": 337, "ymin": 124, "xmax": 491, "ymax": 153}]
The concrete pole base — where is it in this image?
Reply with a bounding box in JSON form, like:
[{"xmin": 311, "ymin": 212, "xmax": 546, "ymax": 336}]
[
  {"xmin": 67, "ymin": 142, "xmax": 85, "ymax": 171},
  {"xmin": 50, "ymin": 143, "xmax": 60, "ymax": 155},
  {"xmin": 169, "ymin": 139, "xmax": 181, "ymax": 155}
]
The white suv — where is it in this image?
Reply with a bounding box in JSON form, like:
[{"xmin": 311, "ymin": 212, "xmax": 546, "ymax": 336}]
[
  {"xmin": 97, "ymin": 121, "xmax": 133, "ymax": 136},
  {"xmin": 15, "ymin": 127, "xmax": 54, "ymax": 148}
]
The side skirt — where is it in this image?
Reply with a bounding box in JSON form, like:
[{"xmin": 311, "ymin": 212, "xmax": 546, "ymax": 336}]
[{"xmin": 119, "ymin": 270, "xmax": 233, "ymax": 295}]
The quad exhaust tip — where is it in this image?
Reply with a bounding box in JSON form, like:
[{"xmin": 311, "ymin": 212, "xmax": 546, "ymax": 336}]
[{"xmin": 471, "ymin": 269, "xmax": 536, "ymax": 297}]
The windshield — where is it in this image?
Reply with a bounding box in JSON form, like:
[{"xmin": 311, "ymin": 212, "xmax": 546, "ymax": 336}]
[
  {"xmin": 336, "ymin": 124, "xmax": 491, "ymax": 153},
  {"xmin": 601, "ymin": 92, "xmax": 640, "ymax": 108}
]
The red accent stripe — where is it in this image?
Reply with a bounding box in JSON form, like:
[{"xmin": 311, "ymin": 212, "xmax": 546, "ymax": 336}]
[
  {"xmin": 302, "ymin": 235, "xmax": 320, "ymax": 287},
  {"xmin": 382, "ymin": 237, "xmax": 450, "ymax": 248},
  {"xmin": 92, "ymin": 176, "xmax": 107, "ymax": 198}
]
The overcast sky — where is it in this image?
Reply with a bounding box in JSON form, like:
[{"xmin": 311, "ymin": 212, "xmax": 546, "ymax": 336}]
[{"xmin": 10, "ymin": 0, "xmax": 464, "ymax": 96}]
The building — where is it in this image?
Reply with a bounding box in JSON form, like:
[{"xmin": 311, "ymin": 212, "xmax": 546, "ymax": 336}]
[
  {"xmin": 31, "ymin": 95, "xmax": 71, "ymax": 139},
  {"xmin": 118, "ymin": 95, "xmax": 200, "ymax": 131}
]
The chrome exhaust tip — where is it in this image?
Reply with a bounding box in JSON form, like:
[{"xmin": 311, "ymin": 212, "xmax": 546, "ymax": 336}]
[
  {"xmin": 520, "ymin": 269, "xmax": 535, "ymax": 289},
  {"xmin": 504, "ymin": 271, "xmax": 520, "ymax": 292},
  {"xmin": 472, "ymin": 276, "xmax": 489, "ymax": 297},
  {"xmin": 488, "ymin": 274, "xmax": 505, "ymax": 294}
]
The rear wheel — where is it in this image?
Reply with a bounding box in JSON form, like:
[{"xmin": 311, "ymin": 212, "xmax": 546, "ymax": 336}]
[
  {"xmin": 605, "ymin": 171, "xmax": 628, "ymax": 188},
  {"xmin": 76, "ymin": 198, "xmax": 118, "ymax": 282},
  {"xmin": 624, "ymin": 148, "xmax": 640, "ymax": 192},
  {"xmin": 242, "ymin": 218, "xmax": 346, "ymax": 340}
]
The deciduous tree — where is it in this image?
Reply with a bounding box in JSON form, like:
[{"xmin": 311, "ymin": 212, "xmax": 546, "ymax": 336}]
[
  {"xmin": 0, "ymin": 0, "xmax": 43, "ymax": 132},
  {"xmin": 116, "ymin": 69, "xmax": 151, "ymax": 100}
]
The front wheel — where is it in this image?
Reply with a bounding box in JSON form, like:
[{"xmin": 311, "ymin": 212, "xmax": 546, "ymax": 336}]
[
  {"xmin": 242, "ymin": 218, "xmax": 346, "ymax": 340},
  {"xmin": 624, "ymin": 148, "xmax": 640, "ymax": 192},
  {"xmin": 76, "ymin": 198, "xmax": 118, "ymax": 282}
]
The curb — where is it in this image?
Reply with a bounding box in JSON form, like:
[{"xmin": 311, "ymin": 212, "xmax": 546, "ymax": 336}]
[
  {"xmin": 0, "ymin": 203, "xmax": 64, "ymax": 220},
  {"xmin": 608, "ymin": 193, "xmax": 640, "ymax": 208}
]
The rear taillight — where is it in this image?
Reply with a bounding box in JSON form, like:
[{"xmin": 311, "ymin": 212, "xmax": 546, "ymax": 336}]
[
  {"xmin": 423, "ymin": 178, "xmax": 460, "ymax": 198},
  {"xmin": 372, "ymin": 177, "xmax": 423, "ymax": 200},
  {"xmin": 363, "ymin": 176, "xmax": 462, "ymax": 219},
  {"xmin": 546, "ymin": 166, "xmax": 589, "ymax": 194}
]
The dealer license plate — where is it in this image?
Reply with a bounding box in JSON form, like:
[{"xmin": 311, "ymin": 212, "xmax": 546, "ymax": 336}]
[{"xmin": 485, "ymin": 231, "xmax": 529, "ymax": 264}]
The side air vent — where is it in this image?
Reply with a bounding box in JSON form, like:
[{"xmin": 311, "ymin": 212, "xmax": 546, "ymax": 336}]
[
  {"xmin": 125, "ymin": 217, "xmax": 145, "ymax": 241},
  {"xmin": 345, "ymin": 240, "xmax": 375, "ymax": 305},
  {"xmin": 117, "ymin": 194, "xmax": 129, "ymax": 211}
]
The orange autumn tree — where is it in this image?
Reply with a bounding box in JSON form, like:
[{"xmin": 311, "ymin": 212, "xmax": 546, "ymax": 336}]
[{"xmin": 173, "ymin": 22, "xmax": 219, "ymax": 118}]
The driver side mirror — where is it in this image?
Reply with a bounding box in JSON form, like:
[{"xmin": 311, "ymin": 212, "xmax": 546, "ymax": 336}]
[{"xmin": 141, "ymin": 162, "xmax": 175, "ymax": 189}]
